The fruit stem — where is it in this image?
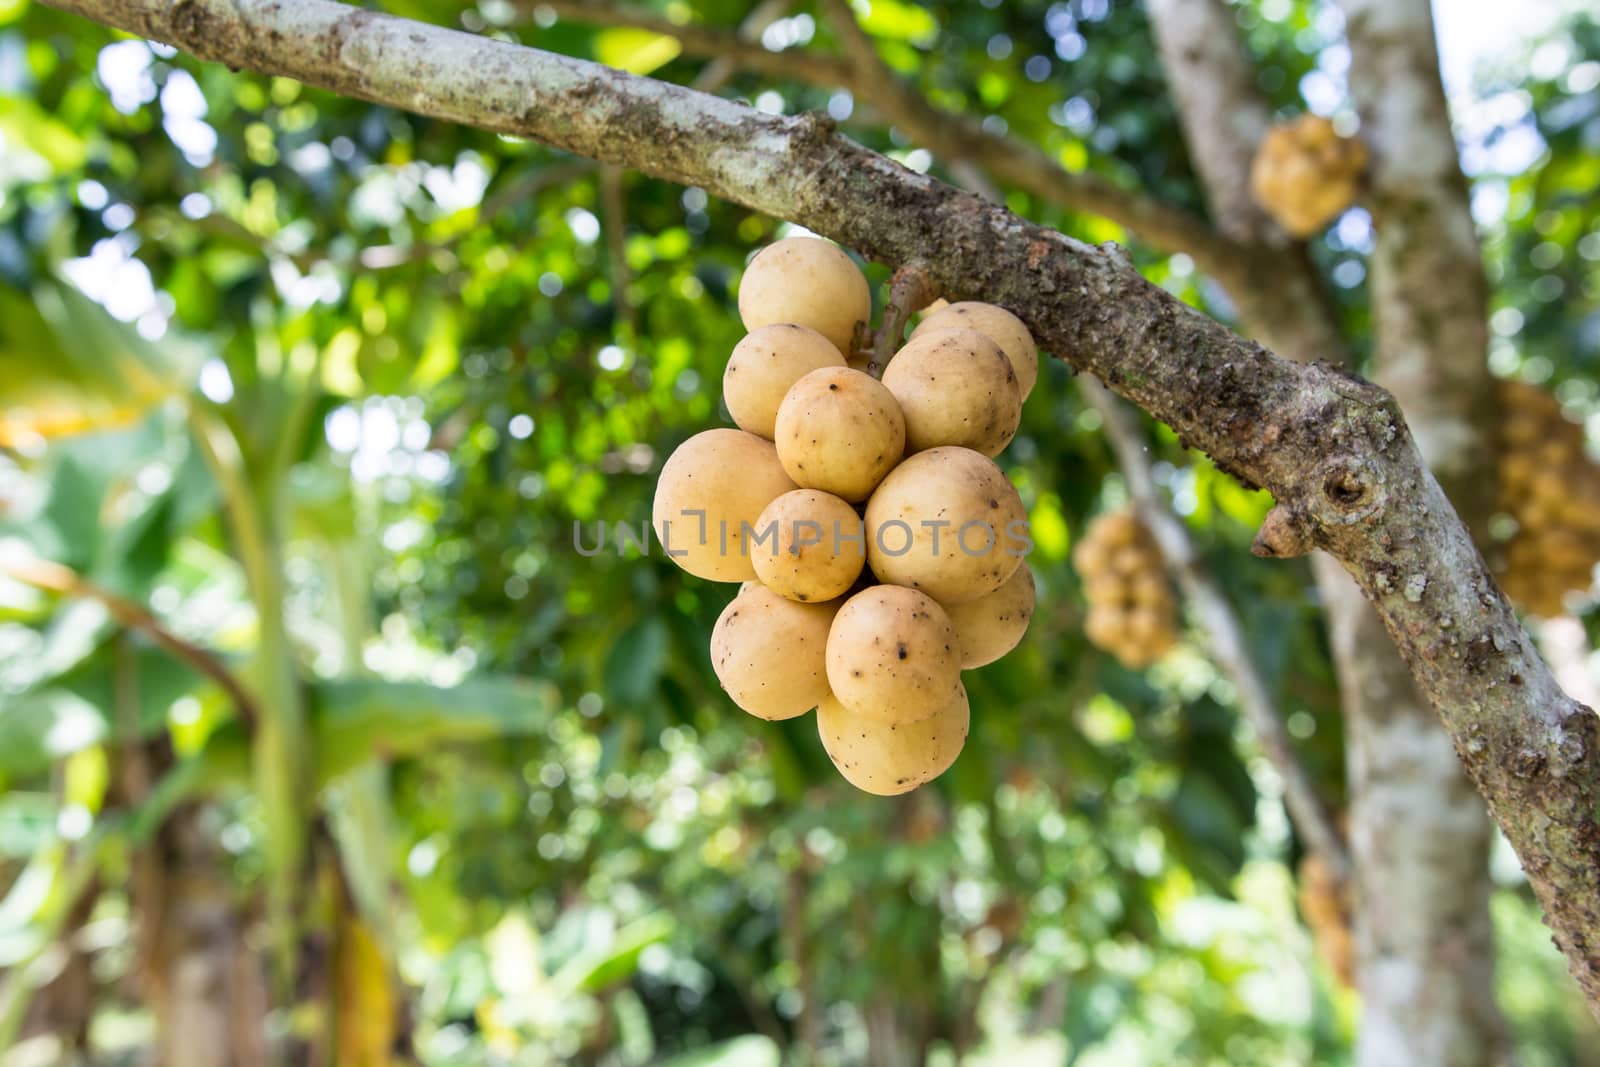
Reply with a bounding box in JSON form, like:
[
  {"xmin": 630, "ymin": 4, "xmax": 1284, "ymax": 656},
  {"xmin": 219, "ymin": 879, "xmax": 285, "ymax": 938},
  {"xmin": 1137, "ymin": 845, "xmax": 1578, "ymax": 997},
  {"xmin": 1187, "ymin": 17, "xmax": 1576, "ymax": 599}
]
[{"xmin": 868, "ymin": 264, "xmax": 938, "ymax": 379}]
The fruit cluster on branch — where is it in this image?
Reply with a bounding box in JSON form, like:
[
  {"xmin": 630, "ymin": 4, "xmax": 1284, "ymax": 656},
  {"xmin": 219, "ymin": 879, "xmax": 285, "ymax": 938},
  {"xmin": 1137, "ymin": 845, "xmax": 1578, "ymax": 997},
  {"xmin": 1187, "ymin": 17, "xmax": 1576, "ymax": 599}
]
[
  {"xmin": 1494, "ymin": 380, "xmax": 1600, "ymax": 616},
  {"xmin": 653, "ymin": 237, "xmax": 1041, "ymax": 794},
  {"xmin": 1249, "ymin": 115, "xmax": 1368, "ymax": 237},
  {"xmin": 1072, "ymin": 509, "xmax": 1179, "ymax": 669}
]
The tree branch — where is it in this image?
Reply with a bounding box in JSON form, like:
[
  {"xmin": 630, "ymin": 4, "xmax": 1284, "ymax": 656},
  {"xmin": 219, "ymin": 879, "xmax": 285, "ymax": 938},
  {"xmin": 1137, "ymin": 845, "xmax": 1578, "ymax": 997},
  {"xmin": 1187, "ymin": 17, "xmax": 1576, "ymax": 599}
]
[
  {"xmin": 598, "ymin": 162, "xmax": 636, "ymax": 340},
  {"xmin": 810, "ymin": 0, "xmax": 1235, "ymax": 278},
  {"xmin": 4, "ymin": 556, "xmax": 261, "ymax": 731},
  {"xmin": 545, "ymin": 0, "xmax": 1235, "ymax": 275},
  {"xmin": 36, "ymin": 0, "xmax": 1600, "ymax": 1013},
  {"xmin": 1080, "ymin": 378, "xmax": 1350, "ymax": 885}
]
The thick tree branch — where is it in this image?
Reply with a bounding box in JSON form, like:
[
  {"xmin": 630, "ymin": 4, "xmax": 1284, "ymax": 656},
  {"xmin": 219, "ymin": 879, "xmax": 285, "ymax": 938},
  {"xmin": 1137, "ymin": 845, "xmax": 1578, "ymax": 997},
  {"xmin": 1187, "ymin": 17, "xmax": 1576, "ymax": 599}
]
[
  {"xmin": 36, "ymin": 0, "xmax": 1600, "ymax": 1014},
  {"xmin": 811, "ymin": 0, "xmax": 1235, "ymax": 278},
  {"xmin": 1081, "ymin": 378, "xmax": 1350, "ymax": 884},
  {"xmin": 544, "ymin": 0, "xmax": 1233, "ymax": 275}
]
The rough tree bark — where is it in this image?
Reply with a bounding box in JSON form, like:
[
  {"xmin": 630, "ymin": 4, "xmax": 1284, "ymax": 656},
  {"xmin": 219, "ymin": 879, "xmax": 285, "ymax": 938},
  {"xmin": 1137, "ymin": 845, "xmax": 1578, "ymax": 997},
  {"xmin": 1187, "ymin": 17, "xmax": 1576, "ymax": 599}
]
[
  {"xmin": 1147, "ymin": 1, "xmax": 1507, "ymax": 1060},
  {"xmin": 34, "ymin": 0, "xmax": 1600, "ymax": 1017},
  {"xmin": 542, "ymin": 0, "xmax": 1232, "ymax": 277},
  {"xmin": 1332, "ymin": 2, "xmax": 1508, "ymax": 1062}
]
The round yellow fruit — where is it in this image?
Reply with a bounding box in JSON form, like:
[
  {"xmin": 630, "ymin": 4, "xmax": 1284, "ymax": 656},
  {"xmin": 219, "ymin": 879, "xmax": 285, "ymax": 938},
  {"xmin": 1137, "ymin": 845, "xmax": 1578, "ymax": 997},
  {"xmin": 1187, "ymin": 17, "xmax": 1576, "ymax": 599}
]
[
  {"xmin": 942, "ymin": 563, "xmax": 1035, "ymax": 668},
  {"xmin": 738, "ymin": 237, "xmax": 871, "ymax": 356},
  {"xmin": 1125, "ymin": 608, "xmax": 1176, "ymax": 658},
  {"xmin": 913, "ymin": 301, "xmax": 1039, "ymax": 401},
  {"xmin": 723, "ymin": 323, "xmax": 846, "ymax": 439},
  {"xmin": 883, "ymin": 327, "xmax": 1022, "ymax": 456},
  {"xmin": 864, "ymin": 446, "xmax": 1027, "ymax": 603},
  {"xmin": 1127, "ymin": 573, "xmax": 1172, "ymax": 609},
  {"xmin": 652, "ymin": 429, "xmax": 798, "ymax": 582},
  {"xmin": 817, "ymin": 684, "xmax": 969, "ymax": 796},
  {"xmin": 710, "ymin": 585, "xmax": 839, "ymax": 720},
  {"xmin": 825, "ymin": 585, "xmax": 962, "ymax": 724},
  {"xmin": 775, "ymin": 367, "xmax": 906, "ymax": 502},
  {"xmin": 751, "ymin": 488, "xmax": 866, "ymax": 603},
  {"xmin": 1084, "ymin": 606, "xmax": 1124, "ymax": 650}
]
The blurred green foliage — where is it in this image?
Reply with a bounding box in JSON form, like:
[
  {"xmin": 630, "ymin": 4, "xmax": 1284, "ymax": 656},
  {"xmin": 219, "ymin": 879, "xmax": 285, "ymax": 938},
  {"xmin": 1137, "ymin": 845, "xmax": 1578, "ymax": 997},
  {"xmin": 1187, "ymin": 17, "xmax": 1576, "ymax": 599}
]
[{"xmin": 0, "ymin": 0, "xmax": 1596, "ymax": 1064}]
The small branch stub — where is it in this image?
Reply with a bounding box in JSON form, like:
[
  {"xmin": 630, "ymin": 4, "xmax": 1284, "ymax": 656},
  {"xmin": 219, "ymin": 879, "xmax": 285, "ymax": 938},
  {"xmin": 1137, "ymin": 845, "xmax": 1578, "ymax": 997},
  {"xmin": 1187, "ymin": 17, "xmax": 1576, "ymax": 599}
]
[
  {"xmin": 869, "ymin": 264, "xmax": 938, "ymax": 378},
  {"xmin": 1252, "ymin": 506, "xmax": 1313, "ymax": 559}
]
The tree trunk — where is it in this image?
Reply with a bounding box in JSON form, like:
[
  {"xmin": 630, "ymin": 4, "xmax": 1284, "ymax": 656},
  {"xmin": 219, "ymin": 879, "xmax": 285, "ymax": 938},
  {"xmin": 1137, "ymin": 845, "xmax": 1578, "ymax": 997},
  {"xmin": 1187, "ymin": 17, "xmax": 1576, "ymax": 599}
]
[
  {"xmin": 1146, "ymin": 2, "xmax": 1507, "ymax": 1059},
  {"xmin": 862, "ymin": 994, "xmax": 933, "ymax": 1067},
  {"xmin": 24, "ymin": 875, "xmax": 99, "ymax": 1052},
  {"xmin": 1319, "ymin": 557, "xmax": 1509, "ymax": 1064},
  {"xmin": 136, "ymin": 808, "xmax": 270, "ymax": 1067},
  {"xmin": 110, "ymin": 635, "xmax": 271, "ymax": 1067},
  {"xmin": 1333, "ymin": 2, "xmax": 1509, "ymax": 1061}
]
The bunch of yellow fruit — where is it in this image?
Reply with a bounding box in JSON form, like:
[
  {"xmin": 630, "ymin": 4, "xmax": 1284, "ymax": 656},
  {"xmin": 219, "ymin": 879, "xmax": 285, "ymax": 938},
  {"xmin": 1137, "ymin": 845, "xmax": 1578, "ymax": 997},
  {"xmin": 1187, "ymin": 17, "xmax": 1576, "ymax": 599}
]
[
  {"xmin": 1071, "ymin": 508, "xmax": 1178, "ymax": 669},
  {"xmin": 652, "ymin": 236, "xmax": 1040, "ymax": 794},
  {"xmin": 1494, "ymin": 379, "xmax": 1600, "ymax": 616},
  {"xmin": 1249, "ymin": 115, "xmax": 1369, "ymax": 237}
]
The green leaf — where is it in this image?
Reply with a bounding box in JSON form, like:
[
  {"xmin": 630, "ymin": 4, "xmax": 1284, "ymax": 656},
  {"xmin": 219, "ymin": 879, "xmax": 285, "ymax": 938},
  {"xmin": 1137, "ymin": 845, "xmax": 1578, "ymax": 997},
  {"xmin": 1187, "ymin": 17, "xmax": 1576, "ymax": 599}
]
[
  {"xmin": 0, "ymin": 689, "xmax": 104, "ymax": 775},
  {"xmin": 0, "ymin": 795, "xmax": 55, "ymax": 859},
  {"xmin": 603, "ymin": 617, "xmax": 668, "ymax": 704},
  {"xmin": 410, "ymin": 303, "xmax": 460, "ymax": 389},
  {"xmin": 1, "ymin": 635, "xmax": 216, "ymax": 776},
  {"xmin": 29, "ymin": 454, "xmax": 102, "ymax": 571},
  {"xmin": 58, "ymin": 645, "xmax": 206, "ymax": 741},
  {"xmin": 92, "ymin": 443, "xmax": 216, "ymax": 597},
  {"xmin": 50, "ymin": 282, "xmax": 206, "ymax": 394},
  {"xmin": 0, "ymin": 98, "xmax": 86, "ymax": 172},
  {"xmin": 0, "ymin": 846, "xmax": 62, "ymax": 965},
  {"xmin": 308, "ymin": 675, "xmax": 558, "ymax": 782},
  {"xmin": 0, "ymin": 282, "xmax": 202, "ymax": 446},
  {"xmin": 27, "ymin": 600, "xmax": 113, "ymax": 690},
  {"xmin": 857, "ymin": 0, "xmax": 938, "ymax": 46},
  {"xmin": 594, "ymin": 27, "xmax": 683, "ymax": 76},
  {"xmin": 557, "ymin": 910, "xmax": 675, "ymax": 993}
]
